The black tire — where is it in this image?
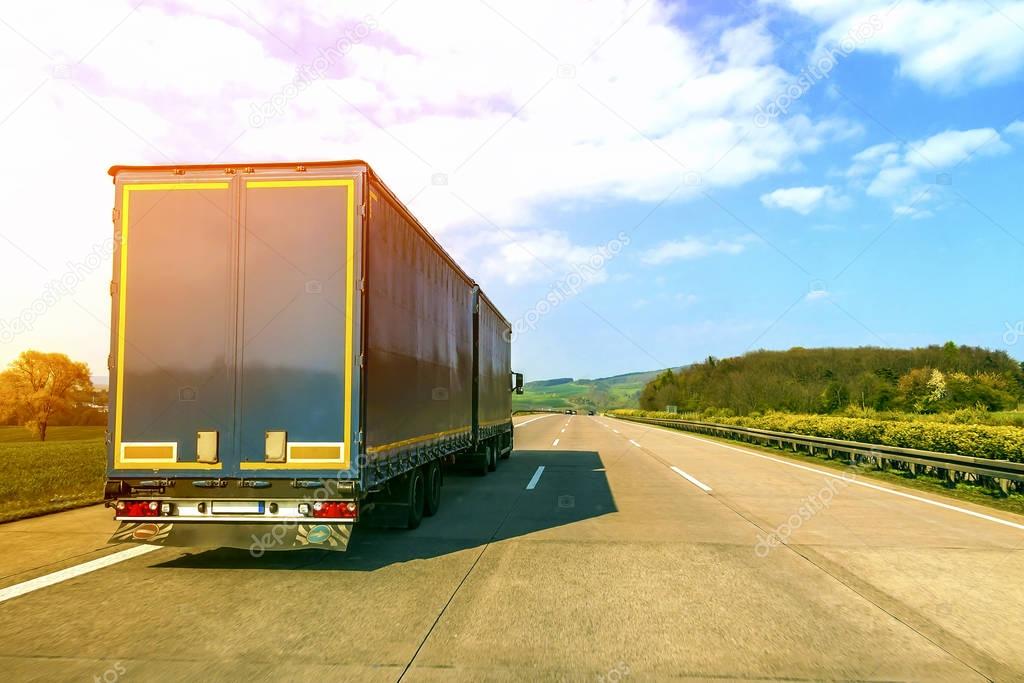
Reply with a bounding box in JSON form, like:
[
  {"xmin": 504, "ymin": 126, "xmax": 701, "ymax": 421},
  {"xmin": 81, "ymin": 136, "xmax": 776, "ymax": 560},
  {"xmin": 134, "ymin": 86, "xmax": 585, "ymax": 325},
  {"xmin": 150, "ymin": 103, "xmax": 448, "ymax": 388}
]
[
  {"xmin": 487, "ymin": 444, "xmax": 497, "ymax": 472},
  {"xmin": 424, "ymin": 461, "xmax": 442, "ymax": 517},
  {"xmin": 406, "ymin": 467, "xmax": 425, "ymax": 529},
  {"xmin": 475, "ymin": 448, "xmax": 489, "ymax": 476}
]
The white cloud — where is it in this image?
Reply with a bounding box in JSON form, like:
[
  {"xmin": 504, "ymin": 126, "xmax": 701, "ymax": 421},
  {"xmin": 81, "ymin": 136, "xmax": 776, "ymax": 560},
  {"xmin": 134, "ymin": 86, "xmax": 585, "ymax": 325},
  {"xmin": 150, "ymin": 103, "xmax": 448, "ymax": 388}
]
[
  {"xmin": 477, "ymin": 230, "xmax": 619, "ymax": 286},
  {"xmin": 770, "ymin": 0, "xmax": 1024, "ymax": 93},
  {"xmin": 641, "ymin": 236, "xmax": 752, "ymax": 265},
  {"xmin": 0, "ymin": 0, "xmax": 858, "ymax": 370},
  {"xmin": 1004, "ymin": 120, "xmax": 1024, "ymax": 138},
  {"xmin": 904, "ymin": 128, "xmax": 1009, "ymax": 168},
  {"xmin": 760, "ymin": 185, "xmax": 837, "ymax": 214},
  {"xmin": 849, "ymin": 127, "xmax": 1013, "ymax": 214}
]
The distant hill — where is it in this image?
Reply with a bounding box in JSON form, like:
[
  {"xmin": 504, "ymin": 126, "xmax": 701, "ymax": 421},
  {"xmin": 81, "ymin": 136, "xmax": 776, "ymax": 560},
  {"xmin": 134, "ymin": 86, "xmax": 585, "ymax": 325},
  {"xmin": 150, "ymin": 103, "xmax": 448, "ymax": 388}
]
[{"xmin": 514, "ymin": 368, "xmax": 680, "ymax": 411}]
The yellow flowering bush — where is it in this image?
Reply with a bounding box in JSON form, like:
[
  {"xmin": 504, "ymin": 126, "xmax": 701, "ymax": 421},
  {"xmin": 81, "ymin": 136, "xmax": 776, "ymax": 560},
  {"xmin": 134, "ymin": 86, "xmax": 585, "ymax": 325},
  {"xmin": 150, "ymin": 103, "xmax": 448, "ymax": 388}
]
[{"xmin": 609, "ymin": 409, "xmax": 1024, "ymax": 461}]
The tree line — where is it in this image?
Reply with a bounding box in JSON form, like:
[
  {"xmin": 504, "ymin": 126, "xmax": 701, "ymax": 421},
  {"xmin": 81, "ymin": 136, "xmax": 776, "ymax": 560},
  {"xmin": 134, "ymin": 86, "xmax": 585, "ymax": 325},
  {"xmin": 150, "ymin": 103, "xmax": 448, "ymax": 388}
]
[{"xmin": 639, "ymin": 343, "xmax": 1024, "ymax": 416}]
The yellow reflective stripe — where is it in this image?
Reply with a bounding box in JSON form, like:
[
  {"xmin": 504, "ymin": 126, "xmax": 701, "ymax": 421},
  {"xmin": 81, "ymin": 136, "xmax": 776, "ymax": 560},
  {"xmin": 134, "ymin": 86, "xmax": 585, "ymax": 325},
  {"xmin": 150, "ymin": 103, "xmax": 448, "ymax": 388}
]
[
  {"xmin": 122, "ymin": 444, "xmax": 175, "ymax": 461},
  {"xmin": 246, "ymin": 179, "xmax": 351, "ymax": 188},
  {"xmin": 367, "ymin": 426, "xmax": 472, "ymax": 454},
  {"xmin": 114, "ymin": 182, "xmax": 229, "ymax": 470},
  {"xmin": 122, "ymin": 182, "xmax": 230, "ymax": 191},
  {"xmin": 241, "ymin": 462, "xmax": 346, "ymax": 470},
  {"xmin": 114, "ymin": 461, "xmax": 222, "ymax": 471}
]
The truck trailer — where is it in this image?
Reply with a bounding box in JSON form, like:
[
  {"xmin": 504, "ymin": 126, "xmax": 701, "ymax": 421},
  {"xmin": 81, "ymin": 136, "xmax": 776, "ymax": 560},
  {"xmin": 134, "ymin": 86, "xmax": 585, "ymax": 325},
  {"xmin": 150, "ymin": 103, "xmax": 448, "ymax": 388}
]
[{"xmin": 103, "ymin": 160, "xmax": 524, "ymax": 552}]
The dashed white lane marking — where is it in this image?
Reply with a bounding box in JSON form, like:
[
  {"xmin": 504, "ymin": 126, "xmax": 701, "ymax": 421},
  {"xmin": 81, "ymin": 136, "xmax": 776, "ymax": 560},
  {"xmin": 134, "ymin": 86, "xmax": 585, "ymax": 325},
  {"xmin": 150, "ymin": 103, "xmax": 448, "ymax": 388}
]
[
  {"xmin": 526, "ymin": 466, "xmax": 545, "ymax": 490},
  {"xmin": 0, "ymin": 544, "xmax": 159, "ymax": 605},
  {"xmin": 629, "ymin": 439, "xmax": 641, "ymax": 447},
  {"xmin": 620, "ymin": 419, "xmax": 1024, "ymax": 533},
  {"xmin": 560, "ymin": 428, "xmax": 565, "ymax": 433},
  {"xmin": 670, "ymin": 466, "xmax": 713, "ymax": 492},
  {"xmin": 552, "ymin": 438, "xmax": 560, "ymax": 447},
  {"xmin": 515, "ymin": 414, "xmax": 558, "ymax": 428},
  {"xmin": 612, "ymin": 429, "xmax": 620, "ymax": 434}
]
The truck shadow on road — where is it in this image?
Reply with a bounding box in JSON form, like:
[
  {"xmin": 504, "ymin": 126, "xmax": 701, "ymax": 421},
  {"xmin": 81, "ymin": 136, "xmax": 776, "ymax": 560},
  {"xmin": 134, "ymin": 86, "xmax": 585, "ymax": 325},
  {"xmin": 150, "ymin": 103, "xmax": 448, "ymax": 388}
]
[{"xmin": 154, "ymin": 449, "xmax": 616, "ymax": 572}]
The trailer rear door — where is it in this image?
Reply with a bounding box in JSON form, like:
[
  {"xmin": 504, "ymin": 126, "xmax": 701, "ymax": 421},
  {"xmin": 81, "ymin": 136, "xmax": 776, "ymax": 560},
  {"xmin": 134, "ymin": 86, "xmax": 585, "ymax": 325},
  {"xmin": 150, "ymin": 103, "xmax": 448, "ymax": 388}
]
[
  {"xmin": 112, "ymin": 181, "xmax": 236, "ymax": 473},
  {"xmin": 238, "ymin": 178, "xmax": 357, "ymax": 474}
]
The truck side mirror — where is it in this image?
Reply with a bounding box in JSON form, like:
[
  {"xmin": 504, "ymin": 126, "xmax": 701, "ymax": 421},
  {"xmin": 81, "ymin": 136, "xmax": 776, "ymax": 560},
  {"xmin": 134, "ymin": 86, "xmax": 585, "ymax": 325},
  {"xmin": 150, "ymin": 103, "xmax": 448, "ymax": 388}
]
[{"xmin": 513, "ymin": 372, "xmax": 524, "ymax": 395}]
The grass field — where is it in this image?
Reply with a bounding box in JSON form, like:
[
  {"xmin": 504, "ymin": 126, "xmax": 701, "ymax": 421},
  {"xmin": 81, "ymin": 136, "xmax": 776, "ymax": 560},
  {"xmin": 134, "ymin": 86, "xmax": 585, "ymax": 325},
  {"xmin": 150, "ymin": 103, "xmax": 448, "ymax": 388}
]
[
  {"xmin": 0, "ymin": 433, "xmax": 106, "ymax": 522},
  {"xmin": 0, "ymin": 425, "xmax": 105, "ymax": 443}
]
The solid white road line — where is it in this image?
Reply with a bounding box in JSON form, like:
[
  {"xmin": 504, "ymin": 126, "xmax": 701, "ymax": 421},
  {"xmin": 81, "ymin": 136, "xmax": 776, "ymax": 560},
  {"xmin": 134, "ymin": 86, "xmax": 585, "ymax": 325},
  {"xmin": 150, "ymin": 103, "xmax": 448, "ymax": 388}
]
[
  {"xmin": 526, "ymin": 466, "xmax": 546, "ymax": 490},
  {"xmin": 620, "ymin": 420, "xmax": 1024, "ymax": 533},
  {"xmin": 0, "ymin": 544, "xmax": 159, "ymax": 605},
  {"xmin": 629, "ymin": 439, "xmax": 641, "ymax": 447},
  {"xmin": 670, "ymin": 466, "xmax": 713, "ymax": 492},
  {"xmin": 515, "ymin": 414, "xmax": 558, "ymax": 428},
  {"xmin": 552, "ymin": 438, "xmax": 560, "ymax": 447}
]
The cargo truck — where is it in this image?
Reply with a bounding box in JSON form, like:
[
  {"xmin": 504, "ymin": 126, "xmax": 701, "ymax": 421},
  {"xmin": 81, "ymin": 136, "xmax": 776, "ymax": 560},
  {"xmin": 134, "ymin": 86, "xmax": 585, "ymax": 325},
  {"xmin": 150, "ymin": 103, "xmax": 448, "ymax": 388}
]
[{"xmin": 103, "ymin": 160, "xmax": 524, "ymax": 552}]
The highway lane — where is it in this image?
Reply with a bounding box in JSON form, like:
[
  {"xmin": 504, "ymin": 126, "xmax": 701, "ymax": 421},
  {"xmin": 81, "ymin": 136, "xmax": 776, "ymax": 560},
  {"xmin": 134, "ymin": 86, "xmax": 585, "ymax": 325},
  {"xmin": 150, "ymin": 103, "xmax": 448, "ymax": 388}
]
[{"xmin": 0, "ymin": 413, "xmax": 1022, "ymax": 680}]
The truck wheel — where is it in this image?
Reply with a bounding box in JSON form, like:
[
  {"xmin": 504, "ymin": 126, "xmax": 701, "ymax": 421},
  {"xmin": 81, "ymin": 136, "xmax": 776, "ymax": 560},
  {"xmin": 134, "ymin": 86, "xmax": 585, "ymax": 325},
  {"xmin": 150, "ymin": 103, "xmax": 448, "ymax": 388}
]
[
  {"xmin": 406, "ymin": 467, "xmax": 425, "ymax": 529},
  {"xmin": 424, "ymin": 461, "xmax": 442, "ymax": 517},
  {"xmin": 487, "ymin": 444, "xmax": 497, "ymax": 472}
]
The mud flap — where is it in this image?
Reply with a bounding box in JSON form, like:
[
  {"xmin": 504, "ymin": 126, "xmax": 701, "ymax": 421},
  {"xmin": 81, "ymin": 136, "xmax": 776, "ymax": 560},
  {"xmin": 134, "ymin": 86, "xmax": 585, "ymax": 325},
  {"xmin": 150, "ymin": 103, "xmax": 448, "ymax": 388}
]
[{"xmin": 109, "ymin": 521, "xmax": 353, "ymax": 554}]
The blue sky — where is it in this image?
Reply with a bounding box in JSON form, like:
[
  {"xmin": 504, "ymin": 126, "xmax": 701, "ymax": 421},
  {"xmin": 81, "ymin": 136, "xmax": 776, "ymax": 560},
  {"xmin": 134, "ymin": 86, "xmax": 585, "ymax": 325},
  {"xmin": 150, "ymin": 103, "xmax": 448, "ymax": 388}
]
[{"xmin": 0, "ymin": 0, "xmax": 1022, "ymax": 382}]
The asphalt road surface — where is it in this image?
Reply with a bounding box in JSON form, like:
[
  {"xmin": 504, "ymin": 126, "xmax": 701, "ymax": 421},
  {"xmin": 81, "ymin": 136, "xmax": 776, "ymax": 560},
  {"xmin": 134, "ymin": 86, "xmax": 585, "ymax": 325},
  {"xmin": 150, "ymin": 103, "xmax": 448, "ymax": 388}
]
[{"xmin": 2, "ymin": 414, "xmax": 1024, "ymax": 681}]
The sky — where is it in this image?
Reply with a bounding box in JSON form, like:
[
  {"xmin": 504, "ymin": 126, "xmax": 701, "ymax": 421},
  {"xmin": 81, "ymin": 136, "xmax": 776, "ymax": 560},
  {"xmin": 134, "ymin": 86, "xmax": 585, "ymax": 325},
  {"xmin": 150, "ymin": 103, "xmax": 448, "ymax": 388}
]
[{"xmin": 0, "ymin": 0, "xmax": 1022, "ymax": 383}]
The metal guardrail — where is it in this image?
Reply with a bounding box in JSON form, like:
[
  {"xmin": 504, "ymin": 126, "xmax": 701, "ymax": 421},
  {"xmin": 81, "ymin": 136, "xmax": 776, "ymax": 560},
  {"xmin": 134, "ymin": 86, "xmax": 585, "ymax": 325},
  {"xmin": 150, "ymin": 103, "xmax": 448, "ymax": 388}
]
[{"xmin": 610, "ymin": 414, "xmax": 1024, "ymax": 493}]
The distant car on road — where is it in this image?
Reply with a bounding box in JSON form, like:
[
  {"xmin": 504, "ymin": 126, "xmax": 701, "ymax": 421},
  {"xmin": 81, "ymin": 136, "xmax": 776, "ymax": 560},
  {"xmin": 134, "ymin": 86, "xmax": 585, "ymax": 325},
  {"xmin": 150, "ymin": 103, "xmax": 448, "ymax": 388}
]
[
  {"xmin": 587, "ymin": 410, "xmax": 596, "ymax": 416},
  {"xmin": 564, "ymin": 409, "xmax": 573, "ymax": 414}
]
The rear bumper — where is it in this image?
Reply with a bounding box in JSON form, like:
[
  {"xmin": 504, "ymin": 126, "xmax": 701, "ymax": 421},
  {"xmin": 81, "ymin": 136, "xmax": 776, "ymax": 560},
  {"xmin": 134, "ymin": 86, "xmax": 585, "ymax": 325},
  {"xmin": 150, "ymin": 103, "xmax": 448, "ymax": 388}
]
[{"xmin": 109, "ymin": 520, "xmax": 352, "ymax": 554}]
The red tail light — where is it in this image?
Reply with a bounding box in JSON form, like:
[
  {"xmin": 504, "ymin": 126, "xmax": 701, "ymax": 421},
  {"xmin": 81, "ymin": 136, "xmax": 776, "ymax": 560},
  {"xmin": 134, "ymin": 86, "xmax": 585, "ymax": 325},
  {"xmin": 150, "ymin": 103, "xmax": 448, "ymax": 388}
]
[
  {"xmin": 312, "ymin": 501, "xmax": 357, "ymax": 519},
  {"xmin": 116, "ymin": 500, "xmax": 159, "ymax": 517}
]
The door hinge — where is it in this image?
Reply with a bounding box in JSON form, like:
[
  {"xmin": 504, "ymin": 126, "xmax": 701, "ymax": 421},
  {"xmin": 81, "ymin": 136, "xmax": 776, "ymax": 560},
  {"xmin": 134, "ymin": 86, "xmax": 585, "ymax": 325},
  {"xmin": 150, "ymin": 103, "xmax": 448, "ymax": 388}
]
[
  {"xmin": 359, "ymin": 353, "xmax": 365, "ymax": 368},
  {"xmin": 112, "ymin": 208, "xmax": 120, "ymax": 223},
  {"xmin": 109, "ymin": 280, "xmax": 117, "ymax": 296},
  {"xmin": 357, "ymin": 430, "xmax": 364, "ymax": 445},
  {"xmin": 107, "ymin": 354, "xmax": 114, "ymax": 371},
  {"xmin": 359, "ymin": 277, "xmax": 366, "ymax": 293},
  {"xmin": 361, "ymin": 203, "xmax": 368, "ymax": 220}
]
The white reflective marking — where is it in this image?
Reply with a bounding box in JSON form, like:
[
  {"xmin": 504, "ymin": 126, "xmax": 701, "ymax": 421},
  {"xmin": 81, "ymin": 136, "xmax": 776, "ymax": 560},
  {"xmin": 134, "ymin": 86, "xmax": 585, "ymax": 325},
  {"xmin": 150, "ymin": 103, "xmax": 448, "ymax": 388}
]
[
  {"xmin": 629, "ymin": 439, "xmax": 641, "ymax": 447},
  {"xmin": 670, "ymin": 465, "xmax": 713, "ymax": 492},
  {"xmin": 552, "ymin": 438, "xmax": 560, "ymax": 447},
  {"xmin": 0, "ymin": 545, "xmax": 160, "ymax": 605},
  {"xmin": 516, "ymin": 414, "xmax": 558, "ymax": 428}
]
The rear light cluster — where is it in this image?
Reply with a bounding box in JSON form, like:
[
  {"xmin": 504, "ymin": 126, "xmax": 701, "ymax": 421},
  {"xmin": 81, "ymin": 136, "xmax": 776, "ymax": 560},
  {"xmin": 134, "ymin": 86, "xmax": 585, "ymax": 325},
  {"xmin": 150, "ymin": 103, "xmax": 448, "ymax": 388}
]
[
  {"xmin": 115, "ymin": 500, "xmax": 173, "ymax": 517},
  {"xmin": 311, "ymin": 501, "xmax": 357, "ymax": 519}
]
